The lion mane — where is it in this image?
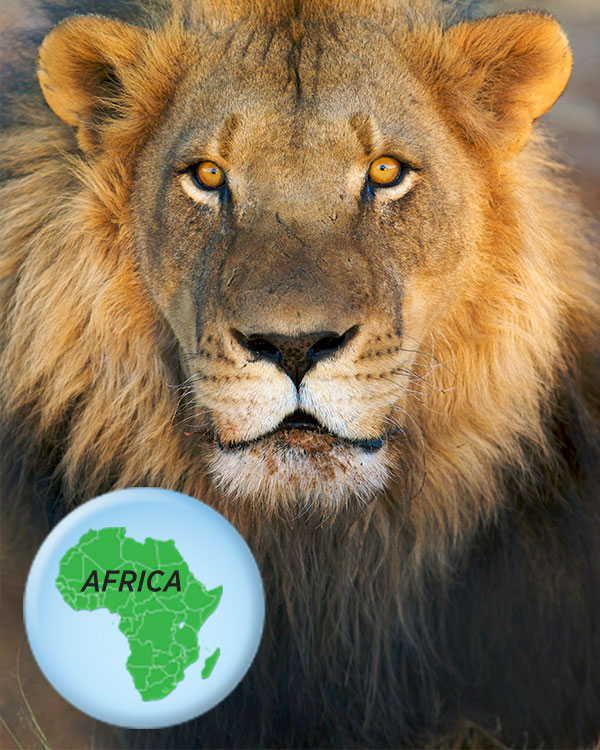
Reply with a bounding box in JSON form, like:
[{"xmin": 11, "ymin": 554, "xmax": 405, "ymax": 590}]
[{"xmin": 1, "ymin": 0, "xmax": 599, "ymax": 747}]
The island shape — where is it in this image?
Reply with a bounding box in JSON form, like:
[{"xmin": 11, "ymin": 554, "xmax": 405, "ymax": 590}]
[{"xmin": 56, "ymin": 527, "xmax": 223, "ymax": 701}]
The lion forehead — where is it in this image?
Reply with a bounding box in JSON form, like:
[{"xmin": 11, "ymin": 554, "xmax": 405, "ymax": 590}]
[{"xmin": 152, "ymin": 18, "xmax": 438, "ymax": 158}]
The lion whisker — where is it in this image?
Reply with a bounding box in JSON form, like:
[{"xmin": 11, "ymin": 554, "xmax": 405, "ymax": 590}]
[
  {"xmin": 389, "ymin": 366, "xmax": 453, "ymax": 395},
  {"xmin": 401, "ymin": 331, "xmax": 460, "ymax": 383},
  {"xmin": 379, "ymin": 375, "xmax": 444, "ymax": 414}
]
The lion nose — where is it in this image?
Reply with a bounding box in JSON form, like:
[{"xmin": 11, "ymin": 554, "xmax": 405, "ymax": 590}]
[{"xmin": 232, "ymin": 326, "xmax": 359, "ymax": 388}]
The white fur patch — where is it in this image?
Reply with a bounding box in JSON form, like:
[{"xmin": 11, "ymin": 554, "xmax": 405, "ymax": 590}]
[
  {"xmin": 179, "ymin": 173, "xmax": 222, "ymax": 208},
  {"xmin": 207, "ymin": 438, "xmax": 392, "ymax": 514}
]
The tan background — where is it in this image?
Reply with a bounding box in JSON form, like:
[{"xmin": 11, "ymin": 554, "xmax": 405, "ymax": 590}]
[
  {"xmin": 495, "ymin": 0, "xmax": 600, "ymax": 217},
  {"xmin": 1, "ymin": 0, "xmax": 599, "ymax": 216}
]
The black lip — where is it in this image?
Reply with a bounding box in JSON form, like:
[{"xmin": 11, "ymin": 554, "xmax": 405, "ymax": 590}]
[
  {"xmin": 217, "ymin": 410, "xmax": 385, "ymax": 453},
  {"xmin": 279, "ymin": 411, "xmax": 321, "ymax": 431}
]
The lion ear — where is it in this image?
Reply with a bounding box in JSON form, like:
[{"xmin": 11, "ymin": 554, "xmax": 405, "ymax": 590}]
[
  {"xmin": 444, "ymin": 12, "xmax": 572, "ymax": 156},
  {"xmin": 37, "ymin": 16, "xmax": 148, "ymax": 152}
]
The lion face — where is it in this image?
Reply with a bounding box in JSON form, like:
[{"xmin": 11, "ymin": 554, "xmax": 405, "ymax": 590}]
[
  {"xmin": 35, "ymin": 2, "xmax": 573, "ymax": 513},
  {"xmin": 129, "ymin": 17, "xmax": 482, "ymax": 508}
]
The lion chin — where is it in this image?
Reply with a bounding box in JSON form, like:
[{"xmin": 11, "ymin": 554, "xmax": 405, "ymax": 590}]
[{"xmin": 205, "ymin": 412, "xmax": 392, "ymax": 511}]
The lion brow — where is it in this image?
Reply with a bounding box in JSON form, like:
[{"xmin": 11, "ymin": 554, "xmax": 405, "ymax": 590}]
[
  {"xmin": 349, "ymin": 112, "xmax": 375, "ymax": 158},
  {"xmin": 217, "ymin": 112, "xmax": 242, "ymax": 162}
]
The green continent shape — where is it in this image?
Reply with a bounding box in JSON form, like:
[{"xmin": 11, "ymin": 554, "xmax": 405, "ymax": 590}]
[
  {"xmin": 202, "ymin": 647, "xmax": 220, "ymax": 679},
  {"xmin": 56, "ymin": 527, "xmax": 222, "ymax": 701}
]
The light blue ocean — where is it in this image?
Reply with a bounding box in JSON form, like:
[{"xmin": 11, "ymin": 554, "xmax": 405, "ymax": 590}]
[{"xmin": 24, "ymin": 488, "xmax": 265, "ymax": 728}]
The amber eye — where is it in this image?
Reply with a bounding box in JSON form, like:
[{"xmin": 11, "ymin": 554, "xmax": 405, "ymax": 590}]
[
  {"xmin": 368, "ymin": 156, "xmax": 403, "ymax": 187},
  {"xmin": 192, "ymin": 161, "xmax": 226, "ymax": 190}
]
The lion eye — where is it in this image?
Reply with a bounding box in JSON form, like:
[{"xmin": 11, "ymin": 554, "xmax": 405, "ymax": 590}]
[
  {"xmin": 368, "ymin": 156, "xmax": 403, "ymax": 187},
  {"xmin": 192, "ymin": 161, "xmax": 226, "ymax": 190}
]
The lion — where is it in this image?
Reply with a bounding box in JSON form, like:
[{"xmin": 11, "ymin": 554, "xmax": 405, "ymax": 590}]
[{"xmin": 1, "ymin": 0, "xmax": 599, "ymax": 747}]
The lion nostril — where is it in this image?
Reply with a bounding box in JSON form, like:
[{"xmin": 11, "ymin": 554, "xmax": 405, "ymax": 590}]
[
  {"xmin": 231, "ymin": 330, "xmax": 283, "ymax": 366},
  {"xmin": 307, "ymin": 325, "xmax": 359, "ymax": 365},
  {"xmin": 231, "ymin": 325, "xmax": 359, "ymax": 388},
  {"xmin": 245, "ymin": 337, "xmax": 282, "ymax": 364}
]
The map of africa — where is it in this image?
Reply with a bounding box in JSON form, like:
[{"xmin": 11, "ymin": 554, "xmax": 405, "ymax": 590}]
[{"xmin": 56, "ymin": 527, "xmax": 223, "ymax": 701}]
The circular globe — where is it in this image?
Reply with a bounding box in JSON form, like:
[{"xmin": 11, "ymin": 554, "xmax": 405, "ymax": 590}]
[{"xmin": 24, "ymin": 487, "xmax": 265, "ymax": 729}]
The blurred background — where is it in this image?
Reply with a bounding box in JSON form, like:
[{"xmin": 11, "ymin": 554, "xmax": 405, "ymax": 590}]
[
  {"xmin": 1, "ymin": 0, "xmax": 599, "ymax": 216},
  {"xmin": 495, "ymin": 0, "xmax": 600, "ymax": 218}
]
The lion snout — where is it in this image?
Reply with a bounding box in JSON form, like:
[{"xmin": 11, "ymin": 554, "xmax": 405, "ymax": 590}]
[{"xmin": 230, "ymin": 325, "xmax": 359, "ymax": 388}]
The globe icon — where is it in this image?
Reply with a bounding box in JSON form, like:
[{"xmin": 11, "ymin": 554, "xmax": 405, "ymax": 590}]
[{"xmin": 23, "ymin": 488, "xmax": 265, "ymax": 729}]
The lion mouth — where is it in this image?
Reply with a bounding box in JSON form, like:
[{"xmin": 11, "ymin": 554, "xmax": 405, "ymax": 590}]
[{"xmin": 216, "ymin": 410, "xmax": 385, "ymax": 453}]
